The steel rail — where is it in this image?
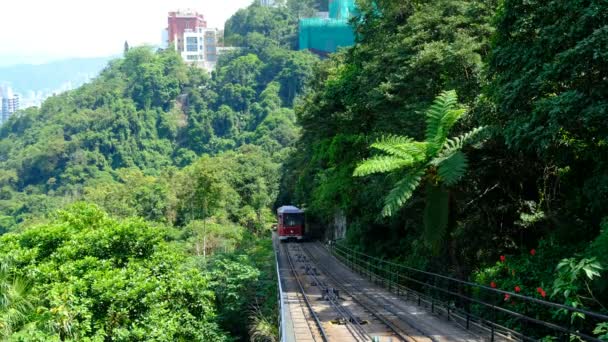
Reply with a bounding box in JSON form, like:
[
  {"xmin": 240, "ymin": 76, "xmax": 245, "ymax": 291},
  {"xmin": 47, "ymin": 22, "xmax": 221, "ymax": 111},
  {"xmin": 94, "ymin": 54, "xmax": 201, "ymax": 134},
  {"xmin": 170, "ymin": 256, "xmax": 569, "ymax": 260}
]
[
  {"xmin": 333, "ymin": 244, "xmax": 608, "ymax": 321},
  {"xmin": 331, "ymin": 244, "xmax": 516, "ymax": 341},
  {"xmin": 273, "ymin": 237, "xmax": 287, "ymax": 342},
  {"xmin": 304, "ymin": 243, "xmax": 427, "ymax": 342},
  {"xmin": 335, "ymin": 246, "xmax": 523, "ymax": 339},
  {"xmin": 283, "ymin": 243, "xmax": 329, "ymax": 342},
  {"xmin": 289, "ymin": 244, "xmax": 370, "ymax": 342},
  {"xmin": 332, "ymin": 243, "xmax": 606, "ymax": 342}
]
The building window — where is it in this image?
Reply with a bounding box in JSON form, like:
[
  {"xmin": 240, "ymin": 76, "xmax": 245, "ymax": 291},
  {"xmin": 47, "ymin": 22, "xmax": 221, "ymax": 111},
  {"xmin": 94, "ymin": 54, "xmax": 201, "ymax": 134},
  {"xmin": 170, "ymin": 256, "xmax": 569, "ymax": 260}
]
[
  {"xmin": 186, "ymin": 55, "xmax": 198, "ymax": 60},
  {"xmin": 186, "ymin": 37, "xmax": 198, "ymax": 52}
]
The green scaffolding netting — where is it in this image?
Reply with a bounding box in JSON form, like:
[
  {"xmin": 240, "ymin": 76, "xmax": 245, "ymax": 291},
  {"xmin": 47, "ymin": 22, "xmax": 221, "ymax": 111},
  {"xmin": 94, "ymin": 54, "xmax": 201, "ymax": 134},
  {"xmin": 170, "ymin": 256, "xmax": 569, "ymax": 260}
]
[
  {"xmin": 329, "ymin": 0, "xmax": 356, "ymax": 19},
  {"xmin": 299, "ymin": 0, "xmax": 357, "ymax": 53}
]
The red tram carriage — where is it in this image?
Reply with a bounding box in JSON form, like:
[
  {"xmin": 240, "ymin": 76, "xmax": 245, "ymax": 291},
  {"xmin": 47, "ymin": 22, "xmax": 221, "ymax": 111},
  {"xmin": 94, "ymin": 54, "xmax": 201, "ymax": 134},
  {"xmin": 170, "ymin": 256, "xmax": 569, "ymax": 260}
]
[{"xmin": 276, "ymin": 205, "xmax": 305, "ymax": 241}]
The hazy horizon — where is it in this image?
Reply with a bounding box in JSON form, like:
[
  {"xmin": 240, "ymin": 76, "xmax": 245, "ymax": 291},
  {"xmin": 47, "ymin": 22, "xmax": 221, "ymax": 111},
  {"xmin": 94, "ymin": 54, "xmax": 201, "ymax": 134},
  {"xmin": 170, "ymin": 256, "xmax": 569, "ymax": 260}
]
[{"xmin": 0, "ymin": 0, "xmax": 254, "ymax": 66}]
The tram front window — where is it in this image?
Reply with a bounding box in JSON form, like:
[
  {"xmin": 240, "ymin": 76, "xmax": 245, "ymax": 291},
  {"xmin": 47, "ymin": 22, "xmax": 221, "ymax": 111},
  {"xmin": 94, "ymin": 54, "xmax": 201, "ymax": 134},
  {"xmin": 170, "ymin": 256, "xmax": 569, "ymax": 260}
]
[{"xmin": 284, "ymin": 213, "xmax": 303, "ymax": 227}]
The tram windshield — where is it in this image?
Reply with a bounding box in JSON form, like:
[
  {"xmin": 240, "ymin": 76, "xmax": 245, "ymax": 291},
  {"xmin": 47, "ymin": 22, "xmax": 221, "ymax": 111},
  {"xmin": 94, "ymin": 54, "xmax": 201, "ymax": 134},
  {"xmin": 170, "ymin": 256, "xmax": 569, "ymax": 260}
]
[{"xmin": 283, "ymin": 213, "xmax": 304, "ymax": 227}]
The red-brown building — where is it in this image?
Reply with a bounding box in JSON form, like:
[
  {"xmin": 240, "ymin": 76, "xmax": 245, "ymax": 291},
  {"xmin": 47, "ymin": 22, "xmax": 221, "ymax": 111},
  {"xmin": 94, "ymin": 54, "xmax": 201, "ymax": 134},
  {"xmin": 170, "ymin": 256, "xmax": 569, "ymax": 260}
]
[{"xmin": 167, "ymin": 10, "xmax": 207, "ymax": 51}]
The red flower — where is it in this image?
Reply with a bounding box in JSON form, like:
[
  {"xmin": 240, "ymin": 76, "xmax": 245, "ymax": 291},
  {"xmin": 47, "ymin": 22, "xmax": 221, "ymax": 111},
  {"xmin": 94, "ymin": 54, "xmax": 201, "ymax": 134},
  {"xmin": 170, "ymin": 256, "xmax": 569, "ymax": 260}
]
[
  {"xmin": 504, "ymin": 294, "xmax": 511, "ymax": 301},
  {"xmin": 500, "ymin": 255, "xmax": 506, "ymax": 262},
  {"xmin": 514, "ymin": 286, "xmax": 521, "ymax": 293},
  {"xmin": 490, "ymin": 281, "xmax": 497, "ymax": 288},
  {"xmin": 540, "ymin": 290, "xmax": 546, "ymax": 298},
  {"xmin": 530, "ymin": 249, "xmax": 536, "ymax": 256},
  {"xmin": 536, "ymin": 287, "xmax": 543, "ymax": 293}
]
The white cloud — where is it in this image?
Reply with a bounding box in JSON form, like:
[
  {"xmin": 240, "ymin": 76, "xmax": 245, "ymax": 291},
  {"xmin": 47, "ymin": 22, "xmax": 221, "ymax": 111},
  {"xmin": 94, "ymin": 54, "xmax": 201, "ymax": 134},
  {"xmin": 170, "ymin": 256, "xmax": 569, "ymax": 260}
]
[{"xmin": 0, "ymin": 0, "xmax": 253, "ymax": 60}]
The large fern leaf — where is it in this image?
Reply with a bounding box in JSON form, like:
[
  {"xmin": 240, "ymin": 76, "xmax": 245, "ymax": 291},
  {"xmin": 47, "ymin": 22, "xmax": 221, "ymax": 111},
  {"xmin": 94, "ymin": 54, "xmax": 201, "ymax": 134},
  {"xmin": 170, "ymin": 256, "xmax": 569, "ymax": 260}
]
[
  {"xmin": 435, "ymin": 151, "xmax": 468, "ymax": 186},
  {"xmin": 353, "ymin": 155, "xmax": 414, "ymax": 176},
  {"xmin": 425, "ymin": 90, "xmax": 459, "ymax": 156},
  {"xmin": 382, "ymin": 168, "xmax": 425, "ymax": 217},
  {"xmin": 370, "ymin": 135, "xmax": 426, "ymax": 160},
  {"xmin": 423, "ymin": 184, "xmax": 449, "ymax": 253},
  {"xmin": 437, "ymin": 126, "xmax": 486, "ymax": 158},
  {"xmin": 440, "ymin": 108, "xmax": 466, "ymax": 135},
  {"xmin": 425, "ymin": 90, "xmax": 458, "ymax": 144}
]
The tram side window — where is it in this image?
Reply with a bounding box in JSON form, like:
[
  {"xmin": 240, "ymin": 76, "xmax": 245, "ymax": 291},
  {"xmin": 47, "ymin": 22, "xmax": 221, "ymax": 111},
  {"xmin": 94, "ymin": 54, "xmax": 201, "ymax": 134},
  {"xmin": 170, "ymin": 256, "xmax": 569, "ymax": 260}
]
[{"xmin": 284, "ymin": 213, "xmax": 303, "ymax": 227}]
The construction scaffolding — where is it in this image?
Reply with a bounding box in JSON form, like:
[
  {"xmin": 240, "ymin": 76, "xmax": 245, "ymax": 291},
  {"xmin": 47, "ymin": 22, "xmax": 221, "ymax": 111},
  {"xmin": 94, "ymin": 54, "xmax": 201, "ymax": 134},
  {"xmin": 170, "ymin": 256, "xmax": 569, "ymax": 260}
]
[{"xmin": 299, "ymin": 0, "xmax": 357, "ymax": 54}]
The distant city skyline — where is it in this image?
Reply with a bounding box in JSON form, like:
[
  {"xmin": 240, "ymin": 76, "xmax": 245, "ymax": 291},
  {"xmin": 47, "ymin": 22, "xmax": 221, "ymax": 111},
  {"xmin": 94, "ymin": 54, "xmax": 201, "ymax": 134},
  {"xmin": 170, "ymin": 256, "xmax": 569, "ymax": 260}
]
[{"xmin": 0, "ymin": 0, "xmax": 253, "ymax": 66}]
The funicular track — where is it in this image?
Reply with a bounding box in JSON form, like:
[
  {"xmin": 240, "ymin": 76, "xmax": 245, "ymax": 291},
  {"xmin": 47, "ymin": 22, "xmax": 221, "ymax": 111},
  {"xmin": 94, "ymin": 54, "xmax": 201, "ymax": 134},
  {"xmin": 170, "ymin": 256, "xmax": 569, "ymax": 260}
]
[
  {"xmin": 276, "ymin": 238, "xmax": 608, "ymax": 342},
  {"xmin": 302, "ymin": 243, "xmax": 488, "ymax": 342},
  {"xmin": 279, "ymin": 239, "xmax": 406, "ymax": 341},
  {"xmin": 283, "ymin": 242, "xmax": 328, "ymax": 341},
  {"xmin": 276, "ymin": 239, "xmax": 495, "ymax": 342},
  {"xmin": 301, "ymin": 243, "xmax": 431, "ymax": 342}
]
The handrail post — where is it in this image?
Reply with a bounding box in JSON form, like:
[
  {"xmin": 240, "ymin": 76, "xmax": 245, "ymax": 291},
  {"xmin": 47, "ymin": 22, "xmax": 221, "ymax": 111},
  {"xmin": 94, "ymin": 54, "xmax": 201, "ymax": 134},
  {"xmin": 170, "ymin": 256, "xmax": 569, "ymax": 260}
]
[
  {"xmin": 331, "ymin": 244, "xmax": 608, "ymax": 341},
  {"xmin": 491, "ymin": 304, "xmax": 496, "ymax": 342}
]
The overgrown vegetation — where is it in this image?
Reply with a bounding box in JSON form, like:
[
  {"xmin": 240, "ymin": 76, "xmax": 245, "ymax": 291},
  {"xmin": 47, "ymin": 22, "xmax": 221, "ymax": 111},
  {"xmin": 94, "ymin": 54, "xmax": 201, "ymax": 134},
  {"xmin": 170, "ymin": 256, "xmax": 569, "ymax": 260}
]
[
  {"xmin": 1, "ymin": 0, "xmax": 606, "ymax": 339},
  {"xmin": 0, "ymin": 0, "xmax": 324, "ymax": 340},
  {"xmin": 280, "ymin": 0, "xmax": 607, "ymax": 338}
]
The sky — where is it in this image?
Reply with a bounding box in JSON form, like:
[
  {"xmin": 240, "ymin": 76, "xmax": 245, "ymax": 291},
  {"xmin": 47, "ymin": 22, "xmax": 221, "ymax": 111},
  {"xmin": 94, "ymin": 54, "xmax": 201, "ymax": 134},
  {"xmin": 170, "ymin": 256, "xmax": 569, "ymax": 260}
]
[{"xmin": 0, "ymin": 0, "xmax": 254, "ymax": 65}]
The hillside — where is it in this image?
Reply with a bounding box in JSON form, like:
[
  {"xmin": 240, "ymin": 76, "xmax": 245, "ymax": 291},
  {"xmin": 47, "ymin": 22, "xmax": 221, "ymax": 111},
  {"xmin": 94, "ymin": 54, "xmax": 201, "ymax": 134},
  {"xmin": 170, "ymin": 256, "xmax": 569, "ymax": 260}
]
[
  {"xmin": 0, "ymin": 56, "xmax": 116, "ymax": 95},
  {"xmin": 1, "ymin": 0, "xmax": 606, "ymax": 340},
  {"xmin": 280, "ymin": 0, "xmax": 607, "ymax": 338},
  {"xmin": 0, "ymin": 1, "xmax": 321, "ymax": 340}
]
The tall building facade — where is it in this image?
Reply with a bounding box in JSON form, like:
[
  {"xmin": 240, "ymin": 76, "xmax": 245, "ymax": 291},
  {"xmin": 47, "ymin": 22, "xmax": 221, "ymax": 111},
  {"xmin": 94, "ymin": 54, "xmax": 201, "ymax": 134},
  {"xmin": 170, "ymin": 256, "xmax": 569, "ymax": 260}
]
[
  {"xmin": 166, "ymin": 10, "xmax": 207, "ymax": 52},
  {"xmin": 164, "ymin": 10, "xmax": 226, "ymax": 72},
  {"xmin": 0, "ymin": 86, "xmax": 19, "ymax": 124},
  {"xmin": 182, "ymin": 27, "xmax": 224, "ymax": 70}
]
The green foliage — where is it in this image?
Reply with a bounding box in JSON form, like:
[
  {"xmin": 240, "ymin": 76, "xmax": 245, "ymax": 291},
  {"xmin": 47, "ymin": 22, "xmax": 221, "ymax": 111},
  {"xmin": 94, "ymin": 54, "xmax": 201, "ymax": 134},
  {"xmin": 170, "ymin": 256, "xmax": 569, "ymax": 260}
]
[
  {"xmin": 0, "ymin": 261, "xmax": 35, "ymax": 339},
  {"xmin": 487, "ymin": 0, "xmax": 608, "ymax": 233},
  {"xmin": 553, "ymin": 257, "xmax": 603, "ymax": 321},
  {"xmin": 0, "ymin": 8, "xmax": 317, "ymax": 230},
  {"xmin": 0, "ymin": 0, "xmax": 318, "ymax": 340},
  {"xmin": 594, "ymin": 322, "xmax": 608, "ymax": 341},
  {"xmin": 0, "ymin": 204, "xmax": 229, "ymax": 341},
  {"xmin": 281, "ymin": 0, "xmax": 608, "ymax": 335},
  {"xmin": 353, "ymin": 91, "xmax": 484, "ymax": 248}
]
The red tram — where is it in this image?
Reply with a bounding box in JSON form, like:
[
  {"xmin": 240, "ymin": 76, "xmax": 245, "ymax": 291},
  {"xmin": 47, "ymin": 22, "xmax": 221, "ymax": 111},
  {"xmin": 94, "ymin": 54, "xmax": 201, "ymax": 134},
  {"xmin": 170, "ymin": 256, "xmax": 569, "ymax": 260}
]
[{"xmin": 276, "ymin": 205, "xmax": 305, "ymax": 241}]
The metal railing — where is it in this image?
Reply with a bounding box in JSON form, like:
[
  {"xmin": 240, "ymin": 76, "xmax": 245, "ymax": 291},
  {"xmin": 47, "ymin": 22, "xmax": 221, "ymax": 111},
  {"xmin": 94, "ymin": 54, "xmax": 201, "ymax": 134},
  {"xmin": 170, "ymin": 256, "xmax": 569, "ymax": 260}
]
[
  {"xmin": 329, "ymin": 242, "xmax": 608, "ymax": 342},
  {"xmin": 273, "ymin": 238, "xmax": 289, "ymax": 342}
]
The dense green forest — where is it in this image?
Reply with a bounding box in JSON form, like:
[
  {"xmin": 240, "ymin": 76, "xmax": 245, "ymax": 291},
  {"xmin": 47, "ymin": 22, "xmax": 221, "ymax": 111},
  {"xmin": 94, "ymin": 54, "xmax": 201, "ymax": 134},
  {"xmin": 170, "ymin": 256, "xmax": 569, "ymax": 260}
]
[
  {"xmin": 0, "ymin": 0, "xmax": 322, "ymax": 340},
  {"xmin": 1, "ymin": 0, "xmax": 607, "ymax": 340},
  {"xmin": 279, "ymin": 0, "xmax": 608, "ymax": 338}
]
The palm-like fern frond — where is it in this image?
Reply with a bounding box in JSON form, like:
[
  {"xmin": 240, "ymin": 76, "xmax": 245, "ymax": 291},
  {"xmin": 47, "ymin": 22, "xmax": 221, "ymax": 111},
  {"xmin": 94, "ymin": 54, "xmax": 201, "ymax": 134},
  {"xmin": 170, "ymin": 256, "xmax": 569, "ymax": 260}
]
[
  {"xmin": 435, "ymin": 151, "xmax": 468, "ymax": 186},
  {"xmin": 381, "ymin": 168, "xmax": 425, "ymax": 217},
  {"xmin": 423, "ymin": 185, "xmax": 449, "ymax": 252},
  {"xmin": 425, "ymin": 90, "xmax": 459, "ymax": 147},
  {"xmin": 440, "ymin": 108, "xmax": 466, "ymax": 134},
  {"xmin": 353, "ymin": 155, "xmax": 415, "ymax": 176},
  {"xmin": 0, "ymin": 268, "xmax": 34, "ymax": 339},
  {"xmin": 438, "ymin": 126, "xmax": 486, "ymax": 158},
  {"xmin": 355, "ymin": 91, "xmax": 484, "ymax": 224},
  {"xmin": 370, "ymin": 136, "xmax": 427, "ymax": 161}
]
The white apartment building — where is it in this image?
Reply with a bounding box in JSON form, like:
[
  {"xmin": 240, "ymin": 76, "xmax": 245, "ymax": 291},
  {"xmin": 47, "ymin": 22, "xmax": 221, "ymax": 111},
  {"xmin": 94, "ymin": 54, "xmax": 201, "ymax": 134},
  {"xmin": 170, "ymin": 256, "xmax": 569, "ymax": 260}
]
[{"xmin": 181, "ymin": 28, "xmax": 223, "ymax": 72}]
